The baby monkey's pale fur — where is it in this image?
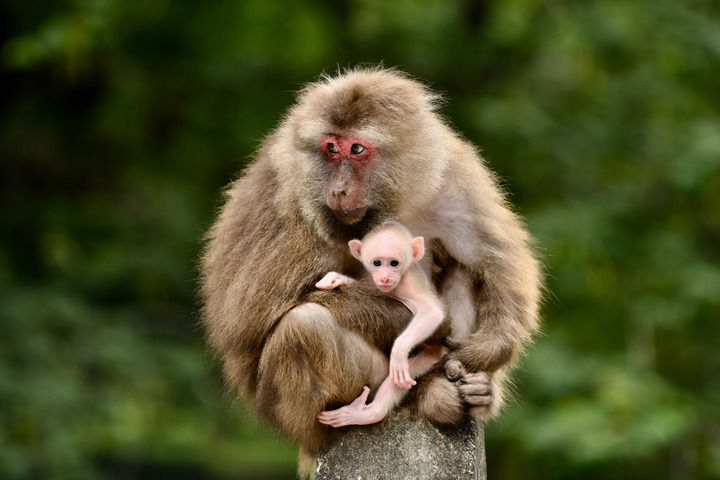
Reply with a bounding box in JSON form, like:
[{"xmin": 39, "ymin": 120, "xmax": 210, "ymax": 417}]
[{"xmin": 316, "ymin": 222, "xmax": 445, "ymax": 426}]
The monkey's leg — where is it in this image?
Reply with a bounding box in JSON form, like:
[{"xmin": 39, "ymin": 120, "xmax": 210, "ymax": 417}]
[
  {"xmin": 256, "ymin": 302, "xmax": 389, "ymax": 453},
  {"xmin": 415, "ymin": 362, "xmax": 507, "ymax": 423},
  {"xmin": 306, "ymin": 279, "xmax": 413, "ymax": 354},
  {"xmin": 424, "ymin": 264, "xmax": 508, "ymax": 422},
  {"xmin": 414, "ymin": 371, "xmax": 465, "ymax": 424},
  {"xmin": 317, "ymin": 345, "xmax": 446, "ymax": 428},
  {"xmin": 408, "ymin": 343, "xmax": 445, "ymax": 377}
]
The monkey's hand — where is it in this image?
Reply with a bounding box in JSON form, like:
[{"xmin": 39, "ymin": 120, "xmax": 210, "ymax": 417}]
[
  {"xmin": 442, "ymin": 346, "xmax": 496, "ymax": 417},
  {"xmin": 316, "ymin": 387, "xmax": 384, "ymax": 427},
  {"xmin": 389, "ymin": 345, "xmax": 416, "ymax": 390},
  {"xmin": 457, "ymin": 370, "xmax": 494, "ymax": 417},
  {"xmin": 315, "ymin": 272, "xmax": 357, "ymax": 290},
  {"xmin": 441, "ymin": 357, "xmax": 495, "ymax": 416}
]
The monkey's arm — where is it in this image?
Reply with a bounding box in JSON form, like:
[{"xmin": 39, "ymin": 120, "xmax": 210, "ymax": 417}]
[
  {"xmin": 445, "ymin": 250, "xmax": 540, "ymax": 374},
  {"xmin": 433, "ymin": 159, "xmax": 542, "ymax": 375},
  {"xmin": 389, "ymin": 302, "xmax": 444, "ymax": 389},
  {"xmin": 201, "ymin": 162, "xmax": 336, "ymax": 397}
]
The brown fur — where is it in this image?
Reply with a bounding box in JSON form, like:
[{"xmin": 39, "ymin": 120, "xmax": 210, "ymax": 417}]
[
  {"xmin": 415, "ymin": 374, "xmax": 465, "ymax": 424},
  {"xmin": 200, "ymin": 67, "xmax": 542, "ymax": 460}
]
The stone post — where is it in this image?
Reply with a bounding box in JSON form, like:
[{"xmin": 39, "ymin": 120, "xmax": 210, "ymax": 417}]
[{"xmin": 316, "ymin": 411, "xmax": 486, "ymax": 480}]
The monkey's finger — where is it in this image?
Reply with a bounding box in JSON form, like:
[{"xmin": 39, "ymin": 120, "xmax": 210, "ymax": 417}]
[
  {"xmin": 354, "ymin": 386, "xmax": 371, "ymax": 405},
  {"xmin": 318, "ymin": 411, "xmax": 348, "ymax": 424},
  {"xmin": 317, "ymin": 414, "xmax": 335, "ymax": 424},
  {"xmin": 398, "ymin": 376, "xmax": 413, "ymax": 389},
  {"xmin": 459, "ymin": 381, "xmax": 491, "ymax": 396},
  {"xmin": 442, "ymin": 336, "xmax": 462, "ymax": 350},
  {"xmin": 319, "ymin": 417, "xmax": 345, "ymax": 428},
  {"xmin": 462, "ymin": 394, "xmax": 493, "ymax": 406},
  {"xmin": 348, "ymin": 386, "xmax": 370, "ymax": 407}
]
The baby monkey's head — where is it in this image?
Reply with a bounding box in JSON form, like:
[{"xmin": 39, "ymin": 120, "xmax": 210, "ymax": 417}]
[{"xmin": 348, "ymin": 221, "xmax": 424, "ymax": 293}]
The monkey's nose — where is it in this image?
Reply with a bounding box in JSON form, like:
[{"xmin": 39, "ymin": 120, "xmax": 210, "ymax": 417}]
[{"xmin": 331, "ymin": 186, "xmax": 346, "ymax": 197}]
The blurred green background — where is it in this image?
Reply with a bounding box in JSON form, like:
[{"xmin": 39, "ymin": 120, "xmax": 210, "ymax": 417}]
[{"xmin": 1, "ymin": 0, "xmax": 719, "ymax": 479}]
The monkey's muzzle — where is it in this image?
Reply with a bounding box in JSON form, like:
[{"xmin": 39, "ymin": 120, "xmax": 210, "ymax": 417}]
[{"xmin": 332, "ymin": 206, "xmax": 368, "ymax": 224}]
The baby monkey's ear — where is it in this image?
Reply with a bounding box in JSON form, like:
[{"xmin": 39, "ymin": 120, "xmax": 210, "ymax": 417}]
[
  {"xmin": 348, "ymin": 239, "xmax": 364, "ymax": 260},
  {"xmin": 411, "ymin": 236, "xmax": 425, "ymax": 263}
]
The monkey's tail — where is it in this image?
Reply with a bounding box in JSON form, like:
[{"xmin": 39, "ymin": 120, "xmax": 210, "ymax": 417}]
[{"xmin": 298, "ymin": 446, "xmax": 317, "ymax": 480}]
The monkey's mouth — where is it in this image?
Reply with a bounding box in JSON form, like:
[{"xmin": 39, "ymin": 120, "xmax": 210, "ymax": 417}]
[{"xmin": 332, "ymin": 206, "xmax": 368, "ymax": 225}]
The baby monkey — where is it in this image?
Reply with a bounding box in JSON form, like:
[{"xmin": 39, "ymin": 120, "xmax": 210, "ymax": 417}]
[{"xmin": 315, "ymin": 221, "xmax": 445, "ymax": 427}]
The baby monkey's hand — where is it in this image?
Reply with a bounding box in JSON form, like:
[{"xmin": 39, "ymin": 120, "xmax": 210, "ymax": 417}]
[{"xmin": 315, "ymin": 272, "xmax": 356, "ymax": 290}]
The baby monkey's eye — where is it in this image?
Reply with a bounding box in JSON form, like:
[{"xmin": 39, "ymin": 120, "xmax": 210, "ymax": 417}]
[
  {"xmin": 373, "ymin": 260, "xmax": 382, "ymax": 267},
  {"xmin": 327, "ymin": 143, "xmax": 339, "ymax": 154},
  {"xmin": 390, "ymin": 260, "xmax": 399, "ymax": 267}
]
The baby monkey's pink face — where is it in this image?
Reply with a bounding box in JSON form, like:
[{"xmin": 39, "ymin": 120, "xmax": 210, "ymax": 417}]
[
  {"xmin": 348, "ymin": 228, "xmax": 425, "ymax": 294},
  {"xmin": 364, "ymin": 233, "xmax": 412, "ymax": 292}
]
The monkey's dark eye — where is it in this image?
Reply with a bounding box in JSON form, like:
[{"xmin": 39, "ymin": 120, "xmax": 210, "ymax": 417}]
[
  {"xmin": 373, "ymin": 260, "xmax": 382, "ymax": 267},
  {"xmin": 351, "ymin": 144, "xmax": 365, "ymax": 155},
  {"xmin": 327, "ymin": 143, "xmax": 339, "ymax": 154},
  {"xmin": 390, "ymin": 260, "xmax": 399, "ymax": 267}
]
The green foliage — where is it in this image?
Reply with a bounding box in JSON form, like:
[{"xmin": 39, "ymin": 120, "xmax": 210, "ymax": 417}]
[{"xmin": 1, "ymin": 0, "xmax": 719, "ymax": 478}]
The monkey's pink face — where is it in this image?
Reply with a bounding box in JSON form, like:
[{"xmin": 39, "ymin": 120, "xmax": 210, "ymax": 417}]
[{"xmin": 320, "ymin": 134, "xmax": 377, "ymax": 224}]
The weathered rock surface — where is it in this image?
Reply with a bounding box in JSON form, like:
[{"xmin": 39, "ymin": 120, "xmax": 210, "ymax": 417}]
[{"xmin": 316, "ymin": 411, "xmax": 486, "ymax": 480}]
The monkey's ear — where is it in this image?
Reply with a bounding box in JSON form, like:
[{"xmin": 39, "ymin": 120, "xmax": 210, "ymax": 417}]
[
  {"xmin": 348, "ymin": 239, "xmax": 364, "ymax": 260},
  {"xmin": 411, "ymin": 236, "xmax": 425, "ymax": 262}
]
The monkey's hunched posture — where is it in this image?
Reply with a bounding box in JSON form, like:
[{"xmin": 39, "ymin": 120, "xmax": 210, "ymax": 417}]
[
  {"xmin": 316, "ymin": 222, "xmax": 445, "ymax": 426},
  {"xmin": 200, "ymin": 68, "xmax": 542, "ymax": 467}
]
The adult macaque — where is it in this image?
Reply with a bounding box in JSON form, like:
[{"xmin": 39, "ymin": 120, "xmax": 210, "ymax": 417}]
[
  {"xmin": 200, "ymin": 67, "xmax": 542, "ymax": 472},
  {"xmin": 316, "ymin": 222, "xmax": 445, "ymax": 426}
]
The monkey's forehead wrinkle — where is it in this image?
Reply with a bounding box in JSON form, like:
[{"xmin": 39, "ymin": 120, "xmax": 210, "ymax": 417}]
[
  {"xmin": 289, "ymin": 100, "xmax": 401, "ymax": 150},
  {"xmin": 303, "ymin": 67, "xmax": 441, "ymax": 115},
  {"xmin": 290, "ymin": 69, "xmax": 440, "ymax": 148}
]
